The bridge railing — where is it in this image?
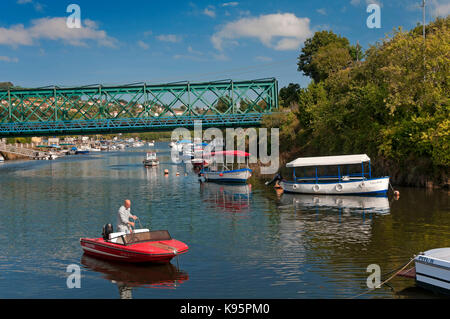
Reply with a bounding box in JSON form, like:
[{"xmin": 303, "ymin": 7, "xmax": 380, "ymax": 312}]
[{"xmin": 0, "ymin": 79, "xmax": 278, "ymax": 129}]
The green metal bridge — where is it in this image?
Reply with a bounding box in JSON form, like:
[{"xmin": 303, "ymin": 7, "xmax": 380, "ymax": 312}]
[{"xmin": 0, "ymin": 78, "xmax": 278, "ymax": 137}]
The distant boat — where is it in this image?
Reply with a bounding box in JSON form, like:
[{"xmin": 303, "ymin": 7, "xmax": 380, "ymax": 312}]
[
  {"xmin": 277, "ymin": 154, "xmax": 389, "ymax": 195},
  {"xmin": 191, "ymin": 142, "xmax": 209, "ymax": 168},
  {"xmin": 143, "ymin": 152, "xmax": 159, "ymax": 167},
  {"xmin": 200, "ymin": 150, "xmax": 252, "ymax": 183},
  {"xmin": 75, "ymin": 146, "xmax": 90, "ymax": 154},
  {"xmin": 0, "ymin": 154, "xmax": 4, "ymax": 162},
  {"xmin": 148, "ymin": 140, "xmax": 155, "ymax": 147}
]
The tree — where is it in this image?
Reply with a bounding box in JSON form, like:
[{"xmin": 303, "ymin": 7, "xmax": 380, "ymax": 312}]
[
  {"xmin": 310, "ymin": 43, "xmax": 353, "ymax": 81},
  {"xmin": 215, "ymin": 96, "xmax": 232, "ymax": 113},
  {"xmin": 0, "ymin": 82, "xmax": 13, "ymax": 89},
  {"xmin": 297, "ymin": 30, "xmax": 357, "ymax": 82},
  {"xmin": 279, "ymin": 83, "xmax": 300, "ymax": 109}
]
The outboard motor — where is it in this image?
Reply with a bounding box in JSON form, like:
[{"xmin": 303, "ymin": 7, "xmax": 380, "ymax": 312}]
[
  {"xmin": 265, "ymin": 172, "xmax": 283, "ymax": 186},
  {"xmin": 102, "ymin": 223, "xmax": 114, "ymax": 240}
]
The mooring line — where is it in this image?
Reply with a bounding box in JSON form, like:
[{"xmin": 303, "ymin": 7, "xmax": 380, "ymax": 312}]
[{"xmin": 348, "ymin": 257, "xmax": 415, "ymax": 299}]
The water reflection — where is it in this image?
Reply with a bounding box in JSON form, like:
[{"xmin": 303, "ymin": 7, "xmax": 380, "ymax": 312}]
[
  {"xmin": 200, "ymin": 182, "xmax": 252, "ymax": 213},
  {"xmin": 278, "ymin": 193, "xmax": 390, "ymax": 215},
  {"xmin": 80, "ymin": 254, "xmax": 189, "ymax": 299}
]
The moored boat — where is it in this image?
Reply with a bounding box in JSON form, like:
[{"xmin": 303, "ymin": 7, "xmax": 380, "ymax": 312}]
[
  {"xmin": 413, "ymin": 248, "xmax": 450, "ymax": 295},
  {"xmin": 278, "ymin": 154, "xmax": 389, "ymax": 195},
  {"xmin": 143, "ymin": 152, "xmax": 159, "ymax": 166},
  {"xmin": 80, "ymin": 228, "xmax": 189, "ymax": 263},
  {"xmin": 200, "ymin": 150, "xmax": 252, "ymax": 183}
]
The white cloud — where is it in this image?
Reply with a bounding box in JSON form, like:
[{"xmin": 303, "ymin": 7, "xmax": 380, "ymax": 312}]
[
  {"xmin": 156, "ymin": 34, "xmax": 182, "ymax": 43},
  {"xmin": 203, "ymin": 6, "xmax": 216, "ymax": 18},
  {"xmin": 367, "ymin": 0, "xmax": 383, "ymax": 7},
  {"xmin": 0, "ymin": 17, "xmax": 117, "ymax": 48},
  {"xmin": 254, "ymin": 56, "xmax": 272, "ymax": 62},
  {"xmin": 213, "ymin": 52, "xmax": 229, "ymax": 61},
  {"xmin": 137, "ymin": 40, "xmax": 149, "ymax": 50},
  {"xmin": 430, "ymin": 0, "xmax": 450, "ymax": 16},
  {"xmin": 188, "ymin": 45, "xmax": 203, "ymax": 55},
  {"xmin": 351, "ymin": 0, "xmax": 383, "ymax": 7},
  {"xmin": 222, "ymin": 2, "xmax": 238, "ymax": 7},
  {"xmin": 17, "ymin": 0, "xmax": 44, "ymax": 12},
  {"xmin": 317, "ymin": 8, "xmax": 327, "ymax": 15},
  {"xmin": 211, "ymin": 13, "xmax": 312, "ymax": 51},
  {"xmin": 0, "ymin": 56, "xmax": 19, "ymax": 63}
]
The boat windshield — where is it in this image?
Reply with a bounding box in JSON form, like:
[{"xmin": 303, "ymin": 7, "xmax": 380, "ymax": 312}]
[{"xmin": 115, "ymin": 230, "xmax": 172, "ymax": 245}]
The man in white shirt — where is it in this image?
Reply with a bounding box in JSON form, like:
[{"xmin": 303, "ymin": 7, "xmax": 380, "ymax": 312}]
[{"xmin": 117, "ymin": 199, "xmax": 138, "ymax": 233}]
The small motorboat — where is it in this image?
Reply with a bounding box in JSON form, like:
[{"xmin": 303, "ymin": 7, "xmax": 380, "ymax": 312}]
[
  {"xmin": 75, "ymin": 146, "xmax": 90, "ymax": 154},
  {"xmin": 0, "ymin": 154, "xmax": 4, "ymax": 162},
  {"xmin": 191, "ymin": 158, "xmax": 208, "ymax": 169},
  {"xmin": 143, "ymin": 152, "xmax": 159, "ymax": 166},
  {"xmin": 80, "ymin": 227, "xmax": 189, "ymax": 263}
]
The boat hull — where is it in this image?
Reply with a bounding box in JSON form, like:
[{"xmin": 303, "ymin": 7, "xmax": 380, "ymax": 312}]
[
  {"xmin": 202, "ymin": 168, "xmax": 252, "ymax": 183},
  {"xmin": 415, "ymin": 248, "xmax": 450, "ymax": 295},
  {"xmin": 143, "ymin": 160, "xmax": 159, "ymax": 166},
  {"xmin": 280, "ymin": 177, "xmax": 389, "ymax": 195},
  {"xmin": 80, "ymin": 238, "xmax": 188, "ymax": 263}
]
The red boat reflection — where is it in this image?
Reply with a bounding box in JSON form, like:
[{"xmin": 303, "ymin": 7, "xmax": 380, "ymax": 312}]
[{"xmin": 81, "ymin": 254, "xmax": 189, "ymax": 297}]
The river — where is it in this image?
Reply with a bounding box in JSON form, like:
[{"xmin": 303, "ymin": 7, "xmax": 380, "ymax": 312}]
[{"xmin": 0, "ymin": 142, "xmax": 448, "ymax": 298}]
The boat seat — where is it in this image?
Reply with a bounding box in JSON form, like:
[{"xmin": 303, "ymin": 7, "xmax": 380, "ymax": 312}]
[
  {"xmin": 109, "ymin": 229, "xmax": 150, "ymax": 243},
  {"xmin": 122, "ymin": 230, "xmax": 172, "ymax": 245}
]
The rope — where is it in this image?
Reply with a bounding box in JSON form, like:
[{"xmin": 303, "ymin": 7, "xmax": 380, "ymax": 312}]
[
  {"xmin": 348, "ymin": 257, "xmax": 415, "ymax": 299},
  {"xmin": 389, "ymin": 182, "xmax": 395, "ymax": 192}
]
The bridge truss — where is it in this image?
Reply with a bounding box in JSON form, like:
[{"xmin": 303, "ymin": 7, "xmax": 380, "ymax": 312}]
[{"xmin": 0, "ymin": 78, "xmax": 278, "ymax": 137}]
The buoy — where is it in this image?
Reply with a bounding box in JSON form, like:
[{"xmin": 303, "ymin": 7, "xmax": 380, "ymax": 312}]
[
  {"xmin": 164, "ymin": 169, "xmax": 169, "ymax": 175},
  {"xmin": 394, "ymin": 190, "xmax": 400, "ymax": 199},
  {"xmin": 219, "ymin": 173, "xmax": 223, "ymax": 177},
  {"xmin": 176, "ymin": 172, "xmax": 180, "ymax": 176}
]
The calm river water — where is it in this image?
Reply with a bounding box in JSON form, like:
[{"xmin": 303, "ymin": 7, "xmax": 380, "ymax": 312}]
[{"xmin": 0, "ymin": 143, "xmax": 448, "ymax": 299}]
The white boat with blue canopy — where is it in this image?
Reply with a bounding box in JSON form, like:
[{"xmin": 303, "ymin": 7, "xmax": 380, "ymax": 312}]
[{"xmin": 280, "ymin": 154, "xmax": 389, "ymax": 195}]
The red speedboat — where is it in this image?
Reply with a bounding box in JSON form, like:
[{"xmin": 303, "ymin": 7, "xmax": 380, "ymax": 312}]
[{"xmin": 80, "ymin": 228, "xmax": 188, "ymax": 263}]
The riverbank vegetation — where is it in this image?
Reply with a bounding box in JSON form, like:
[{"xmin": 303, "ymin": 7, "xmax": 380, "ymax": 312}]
[{"xmin": 263, "ymin": 17, "xmax": 449, "ymax": 188}]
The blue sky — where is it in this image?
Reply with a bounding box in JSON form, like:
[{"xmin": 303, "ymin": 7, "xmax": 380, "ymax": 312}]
[{"xmin": 0, "ymin": 0, "xmax": 448, "ymax": 89}]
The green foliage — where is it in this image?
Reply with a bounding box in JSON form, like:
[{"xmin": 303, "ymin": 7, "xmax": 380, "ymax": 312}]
[
  {"xmin": 279, "ymin": 83, "xmax": 300, "ymax": 109},
  {"xmin": 215, "ymin": 96, "xmax": 232, "ymax": 113},
  {"xmin": 297, "ymin": 30, "xmax": 356, "ymax": 82}
]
